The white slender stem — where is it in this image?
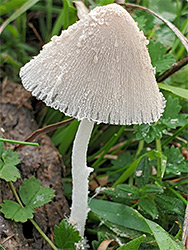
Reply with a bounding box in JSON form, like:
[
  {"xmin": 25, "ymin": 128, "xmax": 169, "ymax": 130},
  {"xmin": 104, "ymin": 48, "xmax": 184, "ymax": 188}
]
[{"xmin": 69, "ymin": 119, "xmax": 94, "ymax": 237}]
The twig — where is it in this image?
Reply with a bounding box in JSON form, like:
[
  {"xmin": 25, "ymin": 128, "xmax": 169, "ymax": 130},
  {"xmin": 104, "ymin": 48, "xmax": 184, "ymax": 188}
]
[
  {"xmin": 164, "ymin": 131, "xmax": 188, "ymax": 144},
  {"xmin": 162, "ymin": 122, "xmax": 188, "ymax": 147},
  {"xmin": 28, "ymin": 22, "xmax": 44, "ymax": 46},
  {"xmin": 94, "ymin": 154, "xmax": 118, "ymax": 160},
  {"xmin": 1, "ymin": 234, "xmax": 15, "ymax": 244},
  {"xmin": 14, "ymin": 118, "xmax": 74, "ymax": 151},
  {"xmin": 157, "ymin": 56, "xmax": 188, "ymax": 82}
]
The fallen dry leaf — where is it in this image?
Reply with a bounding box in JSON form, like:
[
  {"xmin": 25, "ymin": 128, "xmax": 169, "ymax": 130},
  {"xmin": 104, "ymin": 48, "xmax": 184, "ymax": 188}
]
[{"xmin": 98, "ymin": 239, "xmax": 118, "ymax": 250}]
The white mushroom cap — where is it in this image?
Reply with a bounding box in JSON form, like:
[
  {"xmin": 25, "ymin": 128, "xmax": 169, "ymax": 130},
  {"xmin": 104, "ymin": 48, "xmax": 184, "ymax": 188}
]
[{"xmin": 20, "ymin": 3, "xmax": 165, "ymax": 125}]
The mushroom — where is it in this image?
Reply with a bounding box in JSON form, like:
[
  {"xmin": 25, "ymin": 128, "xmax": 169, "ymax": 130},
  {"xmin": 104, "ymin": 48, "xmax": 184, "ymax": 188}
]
[{"xmin": 20, "ymin": 3, "xmax": 165, "ymax": 238}]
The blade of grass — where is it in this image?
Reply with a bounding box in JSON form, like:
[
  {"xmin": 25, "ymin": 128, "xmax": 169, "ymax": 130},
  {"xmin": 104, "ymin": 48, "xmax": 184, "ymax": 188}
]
[
  {"xmin": 63, "ymin": 0, "xmax": 77, "ymax": 30},
  {"xmin": 96, "ymin": 165, "xmax": 129, "ymax": 179},
  {"xmin": 31, "ymin": 5, "xmax": 61, "ymax": 14},
  {"xmin": 158, "ymin": 83, "xmax": 188, "ymax": 99},
  {"xmin": 113, "ymin": 153, "xmax": 148, "ymax": 187},
  {"xmin": 51, "ymin": 7, "xmax": 64, "ymax": 37},
  {"xmin": 39, "ymin": 14, "xmax": 48, "ymax": 43},
  {"xmin": 0, "ymin": 0, "xmax": 25, "ymax": 15},
  {"xmin": 46, "ymin": 0, "xmax": 52, "ymax": 40},
  {"xmin": 171, "ymin": 15, "xmax": 188, "ymax": 57},
  {"xmin": 91, "ymin": 126, "xmax": 126, "ymax": 169},
  {"xmin": 156, "ymin": 138, "xmax": 162, "ymax": 179},
  {"xmin": 0, "ymin": 0, "xmax": 40, "ymax": 34},
  {"xmin": 0, "ymin": 138, "xmax": 39, "ymax": 146},
  {"xmin": 58, "ymin": 120, "xmax": 79, "ymax": 155},
  {"xmin": 1, "ymin": 53, "xmax": 21, "ymax": 68},
  {"xmin": 162, "ymin": 121, "xmax": 188, "ymax": 147}
]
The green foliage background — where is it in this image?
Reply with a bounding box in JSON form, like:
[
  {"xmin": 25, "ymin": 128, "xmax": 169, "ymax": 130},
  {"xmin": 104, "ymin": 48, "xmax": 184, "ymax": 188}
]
[{"xmin": 0, "ymin": 0, "xmax": 188, "ymax": 249}]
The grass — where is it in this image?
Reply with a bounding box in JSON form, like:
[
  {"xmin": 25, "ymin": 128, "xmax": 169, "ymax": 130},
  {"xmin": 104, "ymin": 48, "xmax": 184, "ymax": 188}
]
[{"xmin": 0, "ymin": 0, "xmax": 188, "ymax": 249}]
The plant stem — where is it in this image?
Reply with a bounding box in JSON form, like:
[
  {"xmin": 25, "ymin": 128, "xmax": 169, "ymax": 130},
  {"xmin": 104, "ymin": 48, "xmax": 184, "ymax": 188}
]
[
  {"xmin": 165, "ymin": 184, "xmax": 187, "ymax": 205},
  {"xmin": 30, "ymin": 219, "xmax": 58, "ymax": 250},
  {"xmin": 135, "ymin": 140, "xmax": 144, "ymax": 159},
  {"xmin": 9, "ymin": 182, "xmax": 24, "ymax": 208},
  {"xmin": 132, "ymin": 202, "xmax": 138, "ymax": 208},
  {"xmin": 8, "ymin": 182, "xmax": 58, "ymax": 250},
  {"xmin": 156, "ymin": 138, "xmax": 162, "ymax": 179},
  {"xmin": 0, "ymin": 138, "xmax": 39, "ymax": 146}
]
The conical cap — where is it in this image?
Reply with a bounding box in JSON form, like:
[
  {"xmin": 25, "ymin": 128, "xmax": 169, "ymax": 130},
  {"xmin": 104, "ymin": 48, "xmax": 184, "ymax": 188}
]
[{"xmin": 20, "ymin": 3, "xmax": 165, "ymax": 125}]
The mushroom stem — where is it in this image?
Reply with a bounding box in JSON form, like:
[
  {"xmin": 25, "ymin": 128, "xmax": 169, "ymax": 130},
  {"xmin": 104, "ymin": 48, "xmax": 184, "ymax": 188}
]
[{"xmin": 69, "ymin": 119, "xmax": 94, "ymax": 237}]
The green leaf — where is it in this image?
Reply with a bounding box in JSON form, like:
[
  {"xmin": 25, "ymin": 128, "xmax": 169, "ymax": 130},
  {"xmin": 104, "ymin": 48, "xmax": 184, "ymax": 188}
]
[
  {"xmin": 155, "ymin": 194, "xmax": 184, "ymax": 215},
  {"xmin": 134, "ymin": 10, "xmax": 155, "ymax": 35},
  {"xmin": 148, "ymin": 41, "xmax": 175, "ymax": 74},
  {"xmin": 2, "ymin": 148, "xmax": 20, "ymax": 165},
  {"xmin": 145, "ymin": 219, "xmax": 184, "ymax": 250},
  {"xmin": 158, "ymin": 83, "xmax": 188, "ymax": 99},
  {"xmin": 113, "ymin": 153, "xmax": 148, "ymax": 187},
  {"xmin": 149, "ymin": 0, "xmax": 177, "ymax": 21},
  {"xmin": 54, "ymin": 219, "xmax": 81, "ymax": 250},
  {"xmin": 139, "ymin": 197, "xmax": 158, "ymax": 219},
  {"xmin": 161, "ymin": 96, "xmax": 187, "ymax": 129},
  {"xmin": 147, "ymin": 150, "xmax": 167, "ymax": 178},
  {"xmin": 104, "ymin": 220, "xmax": 145, "ymax": 239},
  {"xmin": 117, "ymin": 235, "xmax": 146, "ymax": 250},
  {"xmin": 134, "ymin": 15, "xmax": 147, "ymax": 31},
  {"xmin": 102, "ymin": 184, "xmax": 139, "ymax": 203},
  {"xmin": 90, "ymin": 199, "xmax": 183, "ymax": 249},
  {"xmin": 0, "ymin": 161, "xmax": 20, "ymax": 182},
  {"xmin": 0, "ymin": 140, "xmax": 4, "ymax": 157},
  {"xmin": 111, "ymin": 153, "xmax": 134, "ymax": 169},
  {"xmin": 54, "ymin": 120, "xmax": 79, "ymax": 155},
  {"xmin": 19, "ymin": 176, "xmax": 55, "ymax": 208},
  {"xmin": 155, "ymin": 26, "xmax": 176, "ymax": 47},
  {"xmin": 0, "ymin": 149, "xmax": 20, "ymax": 182},
  {"xmin": 98, "ymin": 0, "xmax": 114, "ymax": 6},
  {"xmin": 1, "ymin": 200, "xmax": 34, "ymax": 222},
  {"xmin": 117, "ymin": 184, "xmax": 140, "ymax": 202},
  {"xmin": 164, "ymin": 146, "xmax": 188, "ymax": 175},
  {"xmin": 141, "ymin": 184, "xmax": 164, "ymax": 194},
  {"xmin": 134, "ymin": 96, "xmax": 187, "ymax": 143},
  {"xmin": 63, "ymin": 0, "xmax": 77, "ymax": 30},
  {"xmin": 134, "ymin": 124, "xmax": 162, "ymax": 143},
  {"xmin": 135, "ymin": 156, "xmax": 150, "ymax": 187},
  {"xmin": 89, "ymin": 199, "xmax": 152, "ymax": 234}
]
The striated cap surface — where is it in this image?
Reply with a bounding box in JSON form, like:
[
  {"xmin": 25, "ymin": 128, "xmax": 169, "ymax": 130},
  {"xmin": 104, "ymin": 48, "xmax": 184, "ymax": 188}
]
[{"xmin": 20, "ymin": 3, "xmax": 165, "ymax": 125}]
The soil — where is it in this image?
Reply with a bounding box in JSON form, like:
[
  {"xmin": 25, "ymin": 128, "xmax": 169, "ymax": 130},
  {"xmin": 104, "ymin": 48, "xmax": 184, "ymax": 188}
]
[{"xmin": 0, "ymin": 79, "xmax": 70, "ymax": 249}]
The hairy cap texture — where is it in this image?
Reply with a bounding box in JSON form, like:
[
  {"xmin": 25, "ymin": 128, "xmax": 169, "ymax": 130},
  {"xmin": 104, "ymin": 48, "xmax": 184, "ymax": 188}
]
[{"xmin": 20, "ymin": 3, "xmax": 165, "ymax": 125}]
